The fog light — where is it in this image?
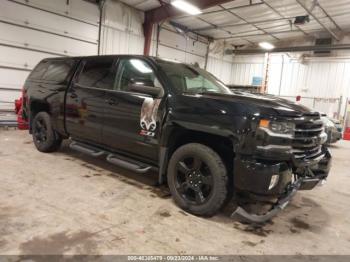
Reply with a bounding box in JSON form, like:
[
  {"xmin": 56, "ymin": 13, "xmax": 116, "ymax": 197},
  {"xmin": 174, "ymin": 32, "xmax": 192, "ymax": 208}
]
[{"xmin": 269, "ymin": 174, "xmax": 279, "ymax": 190}]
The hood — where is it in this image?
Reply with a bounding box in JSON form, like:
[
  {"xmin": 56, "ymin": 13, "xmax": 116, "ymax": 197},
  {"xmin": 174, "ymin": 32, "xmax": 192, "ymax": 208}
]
[{"xmin": 197, "ymin": 91, "xmax": 319, "ymax": 117}]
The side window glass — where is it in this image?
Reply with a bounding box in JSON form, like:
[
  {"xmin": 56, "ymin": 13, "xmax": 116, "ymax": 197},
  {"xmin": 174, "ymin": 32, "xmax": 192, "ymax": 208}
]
[
  {"xmin": 29, "ymin": 61, "xmax": 49, "ymax": 80},
  {"xmin": 116, "ymin": 59, "xmax": 158, "ymax": 92},
  {"xmin": 77, "ymin": 58, "xmax": 115, "ymax": 89},
  {"xmin": 42, "ymin": 60, "xmax": 72, "ymax": 82}
]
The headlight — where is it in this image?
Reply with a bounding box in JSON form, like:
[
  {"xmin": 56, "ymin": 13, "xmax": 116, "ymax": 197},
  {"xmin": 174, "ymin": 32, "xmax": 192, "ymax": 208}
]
[{"xmin": 259, "ymin": 119, "xmax": 295, "ymax": 135}]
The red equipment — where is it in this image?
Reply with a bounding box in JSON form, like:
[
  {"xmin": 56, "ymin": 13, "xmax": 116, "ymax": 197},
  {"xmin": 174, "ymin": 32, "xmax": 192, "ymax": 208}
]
[
  {"xmin": 14, "ymin": 90, "xmax": 29, "ymax": 130},
  {"xmin": 344, "ymin": 128, "xmax": 350, "ymax": 141},
  {"xmin": 344, "ymin": 101, "xmax": 350, "ymax": 141}
]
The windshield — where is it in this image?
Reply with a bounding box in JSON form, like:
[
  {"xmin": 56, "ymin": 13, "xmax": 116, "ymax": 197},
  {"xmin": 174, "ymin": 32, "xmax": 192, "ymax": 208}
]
[{"xmin": 157, "ymin": 60, "xmax": 232, "ymax": 95}]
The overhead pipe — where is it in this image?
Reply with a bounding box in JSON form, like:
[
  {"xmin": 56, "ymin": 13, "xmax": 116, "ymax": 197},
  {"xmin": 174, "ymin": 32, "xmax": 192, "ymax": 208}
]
[
  {"xmin": 233, "ymin": 44, "xmax": 350, "ymax": 54},
  {"xmin": 192, "ymin": 17, "xmax": 297, "ymax": 32},
  {"xmin": 216, "ymin": 30, "xmax": 301, "ymax": 40}
]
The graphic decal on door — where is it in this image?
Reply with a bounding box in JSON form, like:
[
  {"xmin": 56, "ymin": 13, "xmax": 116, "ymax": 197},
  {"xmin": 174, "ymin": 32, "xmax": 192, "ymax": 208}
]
[{"xmin": 140, "ymin": 98, "xmax": 161, "ymax": 137}]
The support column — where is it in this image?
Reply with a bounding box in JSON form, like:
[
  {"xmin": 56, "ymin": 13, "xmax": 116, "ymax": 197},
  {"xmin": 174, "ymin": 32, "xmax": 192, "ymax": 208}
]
[{"xmin": 143, "ymin": 22, "xmax": 153, "ymax": 56}]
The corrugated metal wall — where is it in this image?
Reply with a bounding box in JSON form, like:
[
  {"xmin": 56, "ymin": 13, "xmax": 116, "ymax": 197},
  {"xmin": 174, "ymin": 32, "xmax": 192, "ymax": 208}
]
[
  {"xmin": 99, "ymin": 0, "xmax": 145, "ymax": 55},
  {"xmin": 230, "ymin": 53, "xmax": 350, "ymax": 117},
  {"xmin": 207, "ymin": 55, "xmax": 266, "ymax": 86},
  {"xmin": 156, "ymin": 23, "xmax": 208, "ymax": 68},
  {"xmin": 231, "ymin": 54, "xmax": 350, "ymax": 98},
  {"xmin": 0, "ymin": 0, "xmax": 99, "ymax": 110},
  {"xmin": 206, "ymin": 56, "xmax": 234, "ymax": 84},
  {"xmin": 155, "ymin": 28, "xmax": 238, "ymax": 85},
  {"xmin": 268, "ymin": 55, "xmax": 350, "ymax": 99},
  {"xmin": 229, "ymin": 55, "xmax": 265, "ymax": 86}
]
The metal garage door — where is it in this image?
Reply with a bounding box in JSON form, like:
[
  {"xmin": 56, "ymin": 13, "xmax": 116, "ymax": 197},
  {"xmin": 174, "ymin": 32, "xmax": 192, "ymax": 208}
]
[{"xmin": 0, "ymin": 0, "xmax": 99, "ymax": 111}]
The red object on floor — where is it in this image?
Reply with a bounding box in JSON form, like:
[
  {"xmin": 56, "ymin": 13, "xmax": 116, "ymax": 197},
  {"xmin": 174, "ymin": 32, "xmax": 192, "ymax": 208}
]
[
  {"xmin": 14, "ymin": 96, "xmax": 29, "ymax": 130},
  {"xmin": 343, "ymin": 128, "xmax": 350, "ymax": 141}
]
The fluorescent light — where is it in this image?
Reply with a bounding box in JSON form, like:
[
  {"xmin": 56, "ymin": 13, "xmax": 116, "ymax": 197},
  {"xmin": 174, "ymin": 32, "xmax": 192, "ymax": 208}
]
[
  {"xmin": 259, "ymin": 42, "xmax": 275, "ymax": 50},
  {"xmin": 171, "ymin": 0, "xmax": 202, "ymax": 15}
]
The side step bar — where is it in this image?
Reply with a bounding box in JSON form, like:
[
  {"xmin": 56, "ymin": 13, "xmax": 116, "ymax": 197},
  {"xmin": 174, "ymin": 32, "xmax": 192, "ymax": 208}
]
[
  {"xmin": 69, "ymin": 141, "xmax": 154, "ymax": 174},
  {"xmin": 70, "ymin": 141, "xmax": 105, "ymax": 157},
  {"xmin": 107, "ymin": 154, "xmax": 152, "ymax": 174}
]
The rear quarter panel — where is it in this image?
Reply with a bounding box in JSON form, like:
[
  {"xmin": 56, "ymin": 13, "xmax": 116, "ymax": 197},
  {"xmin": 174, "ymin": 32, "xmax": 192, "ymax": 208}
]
[
  {"xmin": 26, "ymin": 80, "xmax": 67, "ymax": 135},
  {"xmin": 24, "ymin": 58, "xmax": 79, "ymax": 136}
]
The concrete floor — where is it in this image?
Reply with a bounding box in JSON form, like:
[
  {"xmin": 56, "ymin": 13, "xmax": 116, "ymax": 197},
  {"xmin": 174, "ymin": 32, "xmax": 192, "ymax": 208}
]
[{"xmin": 0, "ymin": 129, "xmax": 350, "ymax": 255}]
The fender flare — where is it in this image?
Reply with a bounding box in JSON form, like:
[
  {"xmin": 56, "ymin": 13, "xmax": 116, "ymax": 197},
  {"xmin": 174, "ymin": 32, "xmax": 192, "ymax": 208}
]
[{"xmin": 157, "ymin": 121, "xmax": 239, "ymax": 184}]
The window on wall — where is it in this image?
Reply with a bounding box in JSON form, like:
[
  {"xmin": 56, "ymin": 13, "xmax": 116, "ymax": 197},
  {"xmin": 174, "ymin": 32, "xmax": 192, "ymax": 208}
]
[{"xmin": 77, "ymin": 58, "xmax": 115, "ymax": 89}]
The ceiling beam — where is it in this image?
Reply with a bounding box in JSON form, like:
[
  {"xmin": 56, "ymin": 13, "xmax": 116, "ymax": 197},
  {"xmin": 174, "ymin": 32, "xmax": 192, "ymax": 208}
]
[
  {"xmin": 144, "ymin": 0, "xmax": 235, "ymax": 24},
  {"xmin": 143, "ymin": 0, "xmax": 234, "ymax": 55},
  {"xmin": 316, "ymin": 3, "xmax": 342, "ymax": 32},
  {"xmin": 217, "ymin": 4, "xmax": 280, "ymax": 41},
  {"xmin": 262, "ymin": 0, "xmax": 309, "ymax": 37},
  {"xmin": 295, "ymin": 0, "xmax": 341, "ymax": 41},
  {"xmin": 175, "ymin": 2, "xmax": 264, "ymax": 20},
  {"xmin": 192, "ymin": 17, "xmax": 297, "ymax": 32}
]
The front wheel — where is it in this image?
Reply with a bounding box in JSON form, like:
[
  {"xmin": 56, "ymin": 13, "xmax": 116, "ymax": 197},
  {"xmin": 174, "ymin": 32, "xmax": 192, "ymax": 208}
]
[
  {"xmin": 32, "ymin": 112, "xmax": 62, "ymax": 152},
  {"xmin": 167, "ymin": 143, "xmax": 228, "ymax": 217}
]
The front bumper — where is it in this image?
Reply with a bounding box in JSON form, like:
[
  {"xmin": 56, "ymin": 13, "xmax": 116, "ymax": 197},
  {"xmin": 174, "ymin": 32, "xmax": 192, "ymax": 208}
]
[
  {"xmin": 232, "ymin": 147, "xmax": 331, "ymax": 223},
  {"xmin": 232, "ymin": 177, "xmax": 327, "ymax": 223},
  {"xmin": 232, "ymin": 179, "xmax": 301, "ymax": 223}
]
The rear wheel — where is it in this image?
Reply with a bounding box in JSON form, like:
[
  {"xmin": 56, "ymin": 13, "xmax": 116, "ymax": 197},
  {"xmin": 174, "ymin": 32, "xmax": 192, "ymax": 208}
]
[
  {"xmin": 32, "ymin": 112, "xmax": 62, "ymax": 152},
  {"xmin": 167, "ymin": 143, "xmax": 228, "ymax": 217}
]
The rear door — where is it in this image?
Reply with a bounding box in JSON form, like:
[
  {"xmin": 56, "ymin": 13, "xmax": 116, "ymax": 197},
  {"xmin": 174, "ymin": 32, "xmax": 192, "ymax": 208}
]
[
  {"xmin": 102, "ymin": 58, "xmax": 164, "ymax": 162},
  {"xmin": 65, "ymin": 57, "xmax": 115, "ymax": 144}
]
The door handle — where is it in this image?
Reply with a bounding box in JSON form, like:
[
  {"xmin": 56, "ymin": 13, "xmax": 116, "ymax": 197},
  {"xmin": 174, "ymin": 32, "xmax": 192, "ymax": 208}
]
[{"xmin": 106, "ymin": 98, "xmax": 118, "ymax": 106}]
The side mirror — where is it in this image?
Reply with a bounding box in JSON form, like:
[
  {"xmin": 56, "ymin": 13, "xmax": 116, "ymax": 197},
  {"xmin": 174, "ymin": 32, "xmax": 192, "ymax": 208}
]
[{"xmin": 128, "ymin": 83, "xmax": 161, "ymax": 97}]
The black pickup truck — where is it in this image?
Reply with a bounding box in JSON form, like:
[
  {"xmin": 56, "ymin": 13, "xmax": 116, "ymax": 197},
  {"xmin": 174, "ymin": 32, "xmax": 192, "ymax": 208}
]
[{"xmin": 23, "ymin": 55, "xmax": 331, "ymax": 223}]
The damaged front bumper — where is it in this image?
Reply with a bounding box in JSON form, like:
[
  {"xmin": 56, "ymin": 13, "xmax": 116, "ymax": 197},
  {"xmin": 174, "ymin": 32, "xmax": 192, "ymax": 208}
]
[
  {"xmin": 231, "ymin": 147, "xmax": 331, "ymax": 223},
  {"xmin": 232, "ymin": 177, "xmax": 327, "ymax": 223}
]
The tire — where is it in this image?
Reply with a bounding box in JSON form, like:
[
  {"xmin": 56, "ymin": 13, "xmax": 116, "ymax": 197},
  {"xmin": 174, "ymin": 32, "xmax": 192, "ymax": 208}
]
[
  {"xmin": 167, "ymin": 143, "xmax": 228, "ymax": 217},
  {"xmin": 32, "ymin": 112, "xmax": 62, "ymax": 152}
]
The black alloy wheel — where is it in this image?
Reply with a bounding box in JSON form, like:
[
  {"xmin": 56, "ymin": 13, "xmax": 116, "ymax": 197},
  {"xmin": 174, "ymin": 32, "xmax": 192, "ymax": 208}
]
[
  {"xmin": 167, "ymin": 143, "xmax": 228, "ymax": 217},
  {"xmin": 32, "ymin": 112, "xmax": 62, "ymax": 152},
  {"xmin": 175, "ymin": 156, "xmax": 214, "ymax": 205},
  {"xmin": 33, "ymin": 118, "xmax": 48, "ymax": 144}
]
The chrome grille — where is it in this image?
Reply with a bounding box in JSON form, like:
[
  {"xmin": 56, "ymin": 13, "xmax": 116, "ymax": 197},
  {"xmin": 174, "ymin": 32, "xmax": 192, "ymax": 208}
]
[{"xmin": 292, "ymin": 117, "xmax": 324, "ymax": 159}]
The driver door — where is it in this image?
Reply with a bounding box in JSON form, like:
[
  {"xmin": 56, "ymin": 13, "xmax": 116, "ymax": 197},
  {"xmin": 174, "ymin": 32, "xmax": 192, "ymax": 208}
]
[{"xmin": 102, "ymin": 58, "xmax": 164, "ymax": 163}]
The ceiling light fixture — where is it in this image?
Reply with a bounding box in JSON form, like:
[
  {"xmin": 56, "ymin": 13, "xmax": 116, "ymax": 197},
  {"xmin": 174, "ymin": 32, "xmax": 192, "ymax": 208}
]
[
  {"xmin": 171, "ymin": 0, "xmax": 202, "ymax": 15},
  {"xmin": 259, "ymin": 42, "xmax": 275, "ymax": 50}
]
